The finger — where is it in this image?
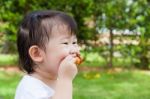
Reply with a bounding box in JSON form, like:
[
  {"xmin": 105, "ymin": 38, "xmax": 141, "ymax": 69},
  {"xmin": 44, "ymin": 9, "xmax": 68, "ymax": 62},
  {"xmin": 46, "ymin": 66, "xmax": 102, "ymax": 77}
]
[
  {"xmin": 64, "ymin": 55, "xmax": 74, "ymax": 61},
  {"xmin": 72, "ymin": 57, "xmax": 76, "ymax": 63}
]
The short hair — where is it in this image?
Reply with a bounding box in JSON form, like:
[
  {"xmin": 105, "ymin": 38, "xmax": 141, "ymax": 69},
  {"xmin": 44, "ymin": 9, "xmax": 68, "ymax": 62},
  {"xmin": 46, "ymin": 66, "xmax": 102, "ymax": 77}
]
[{"xmin": 17, "ymin": 10, "xmax": 77, "ymax": 74}]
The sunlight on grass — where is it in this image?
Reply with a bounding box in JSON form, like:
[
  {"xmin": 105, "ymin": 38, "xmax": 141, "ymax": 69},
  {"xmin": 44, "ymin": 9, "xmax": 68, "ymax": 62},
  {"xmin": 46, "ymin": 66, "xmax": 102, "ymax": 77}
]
[
  {"xmin": 73, "ymin": 70, "xmax": 150, "ymax": 99},
  {"xmin": 0, "ymin": 70, "xmax": 22, "ymax": 99},
  {"xmin": 0, "ymin": 54, "xmax": 18, "ymax": 66},
  {"xmin": 1, "ymin": 68, "xmax": 150, "ymax": 99}
]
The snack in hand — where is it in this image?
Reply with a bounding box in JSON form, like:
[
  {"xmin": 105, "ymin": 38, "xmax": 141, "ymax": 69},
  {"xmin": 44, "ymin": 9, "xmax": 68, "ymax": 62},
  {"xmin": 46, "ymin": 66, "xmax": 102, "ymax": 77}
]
[{"xmin": 75, "ymin": 56, "xmax": 83, "ymax": 65}]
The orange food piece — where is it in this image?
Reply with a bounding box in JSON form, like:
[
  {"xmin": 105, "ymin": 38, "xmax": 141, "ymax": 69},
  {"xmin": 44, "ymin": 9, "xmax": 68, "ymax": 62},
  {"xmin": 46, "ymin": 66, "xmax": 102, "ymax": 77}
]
[{"xmin": 75, "ymin": 56, "xmax": 83, "ymax": 65}]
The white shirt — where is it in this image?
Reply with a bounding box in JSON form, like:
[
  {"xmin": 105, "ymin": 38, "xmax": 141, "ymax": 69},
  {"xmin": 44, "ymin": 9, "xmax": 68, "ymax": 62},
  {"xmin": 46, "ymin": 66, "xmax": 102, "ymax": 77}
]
[{"xmin": 15, "ymin": 75, "xmax": 55, "ymax": 99}]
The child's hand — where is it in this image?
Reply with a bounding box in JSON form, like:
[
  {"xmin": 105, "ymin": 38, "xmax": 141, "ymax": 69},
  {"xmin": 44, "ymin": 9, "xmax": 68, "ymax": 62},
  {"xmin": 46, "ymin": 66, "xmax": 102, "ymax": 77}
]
[{"xmin": 58, "ymin": 55, "xmax": 78, "ymax": 80}]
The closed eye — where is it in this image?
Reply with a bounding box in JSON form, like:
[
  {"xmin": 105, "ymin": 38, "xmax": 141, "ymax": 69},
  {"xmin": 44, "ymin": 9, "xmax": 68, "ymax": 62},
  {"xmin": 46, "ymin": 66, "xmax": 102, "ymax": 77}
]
[
  {"xmin": 72, "ymin": 42, "xmax": 77, "ymax": 44},
  {"xmin": 62, "ymin": 42, "xmax": 69, "ymax": 45}
]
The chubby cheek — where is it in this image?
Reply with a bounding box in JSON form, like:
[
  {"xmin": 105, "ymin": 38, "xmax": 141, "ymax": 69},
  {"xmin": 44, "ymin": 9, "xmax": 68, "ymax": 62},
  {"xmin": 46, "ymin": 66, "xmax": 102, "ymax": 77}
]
[
  {"xmin": 47, "ymin": 47, "xmax": 70, "ymax": 72},
  {"xmin": 57, "ymin": 47, "xmax": 70, "ymax": 67}
]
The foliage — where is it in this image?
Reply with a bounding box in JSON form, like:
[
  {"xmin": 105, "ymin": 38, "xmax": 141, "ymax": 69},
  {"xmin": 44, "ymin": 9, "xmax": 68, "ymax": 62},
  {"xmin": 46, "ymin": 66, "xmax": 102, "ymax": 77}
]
[
  {"xmin": 0, "ymin": 0, "xmax": 149, "ymax": 68},
  {"xmin": 0, "ymin": 54, "xmax": 17, "ymax": 66}
]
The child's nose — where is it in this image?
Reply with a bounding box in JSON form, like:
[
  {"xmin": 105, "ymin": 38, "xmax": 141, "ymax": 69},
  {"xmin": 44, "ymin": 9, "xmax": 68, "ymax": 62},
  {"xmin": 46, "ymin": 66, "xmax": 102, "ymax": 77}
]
[{"xmin": 69, "ymin": 46, "xmax": 80, "ymax": 56}]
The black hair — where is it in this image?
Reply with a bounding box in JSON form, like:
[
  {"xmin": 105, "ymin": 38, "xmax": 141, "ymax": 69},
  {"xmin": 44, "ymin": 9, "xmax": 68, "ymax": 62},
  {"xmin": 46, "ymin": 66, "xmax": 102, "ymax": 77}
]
[{"xmin": 17, "ymin": 10, "xmax": 77, "ymax": 74}]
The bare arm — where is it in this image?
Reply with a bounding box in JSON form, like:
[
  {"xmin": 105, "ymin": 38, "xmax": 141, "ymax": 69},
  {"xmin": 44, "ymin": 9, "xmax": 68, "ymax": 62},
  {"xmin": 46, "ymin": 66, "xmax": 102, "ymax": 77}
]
[
  {"xmin": 52, "ymin": 78, "xmax": 73, "ymax": 99},
  {"xmin": 52, "ymin": 55, "xmax": 77, "ymax": 99}
]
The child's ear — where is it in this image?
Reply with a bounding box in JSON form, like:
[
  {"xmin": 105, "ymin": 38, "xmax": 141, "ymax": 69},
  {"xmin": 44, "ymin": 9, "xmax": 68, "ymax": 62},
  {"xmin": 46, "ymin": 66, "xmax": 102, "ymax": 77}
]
[{"xmin": 29, "ymin": 45, "xmax": 44, "ymax": 63}]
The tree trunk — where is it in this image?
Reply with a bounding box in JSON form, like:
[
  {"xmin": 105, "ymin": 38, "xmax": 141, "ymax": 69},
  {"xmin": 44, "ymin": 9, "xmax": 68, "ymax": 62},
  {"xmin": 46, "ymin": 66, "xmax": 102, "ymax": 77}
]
[
  {"xmin": 140, "ymin": 55, "xmax": 149, "ymax": 69},
  {"xmin": 109, "ymin": 29, "xmax": 113, "ymax": 68}
]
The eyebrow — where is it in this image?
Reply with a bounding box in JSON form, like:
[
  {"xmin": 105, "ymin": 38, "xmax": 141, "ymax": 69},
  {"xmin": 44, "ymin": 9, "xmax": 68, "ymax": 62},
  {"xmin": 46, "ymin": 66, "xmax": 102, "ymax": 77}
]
[{"xmin": 62, "ymin": 35, "xmax": 77, "ymax": 39}]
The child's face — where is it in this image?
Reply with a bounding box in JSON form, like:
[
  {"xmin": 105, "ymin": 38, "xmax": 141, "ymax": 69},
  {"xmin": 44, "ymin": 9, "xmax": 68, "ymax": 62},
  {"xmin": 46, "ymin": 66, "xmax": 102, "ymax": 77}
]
[{"xmin": 42, "ymin": 25, "xmax": 79, "ymax": 77}]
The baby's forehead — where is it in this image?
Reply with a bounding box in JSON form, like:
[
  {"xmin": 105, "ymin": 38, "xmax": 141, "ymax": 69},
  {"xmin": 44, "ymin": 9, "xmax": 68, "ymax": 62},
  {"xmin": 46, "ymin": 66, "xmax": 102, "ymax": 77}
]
[
  {"xmin": 52, "ymin": 24, "xmax": 69, "ymax": 34},
  {"xmin": 50, "ymin": 24, "xmax": 76, "ymax": 38}
]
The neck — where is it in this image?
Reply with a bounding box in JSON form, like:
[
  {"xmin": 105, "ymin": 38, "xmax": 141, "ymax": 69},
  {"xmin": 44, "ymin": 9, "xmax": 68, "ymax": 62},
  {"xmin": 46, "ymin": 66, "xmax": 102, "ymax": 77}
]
[{"xmin": 30, "ymin": 67, "xmax": 57, "ymax": 89}]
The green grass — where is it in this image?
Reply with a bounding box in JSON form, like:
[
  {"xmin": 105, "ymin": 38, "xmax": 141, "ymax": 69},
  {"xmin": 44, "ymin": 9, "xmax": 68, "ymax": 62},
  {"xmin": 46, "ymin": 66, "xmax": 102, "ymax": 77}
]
[
  {"xmin": 1, "ymin": 70, "xmax": 150, "ymax": 99},
  {"xmin": 0, "ymin": 54, "xmax": 18, "ymax": 66},
  {"xmin": 73, "ymin": 70, "xmax": 150, "ymax": 99},
  {"xmin": 0, "ymin": 52, "xmax": 107, "ymax": 67},
  {"xmin": 0, "ymin": 71, "xmax": 22, "ymax": 99},
  {"xmin": 0, "ymin": 53, "xmax": 144, "ymax": 68}
]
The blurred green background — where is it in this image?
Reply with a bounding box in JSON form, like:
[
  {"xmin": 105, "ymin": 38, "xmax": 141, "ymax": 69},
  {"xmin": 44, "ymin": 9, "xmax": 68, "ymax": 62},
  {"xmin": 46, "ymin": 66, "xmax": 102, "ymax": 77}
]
[{"xmin": 0, "ymin": 0, "xmax": 150, "ymax": 99}]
